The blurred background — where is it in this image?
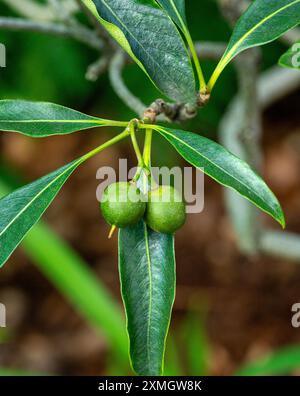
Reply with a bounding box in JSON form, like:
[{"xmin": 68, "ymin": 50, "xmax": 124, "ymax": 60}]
[{"xmin": 0, "ymin": 0, "xmax": 300, "ymax": 376}]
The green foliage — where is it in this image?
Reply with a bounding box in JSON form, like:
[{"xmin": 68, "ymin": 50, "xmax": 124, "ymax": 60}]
[
  {"xmin": 164, "ymin": 312, "xmax": 209, "ymax": 376},
  {"xmin": 0, "ymin": 177, "xmax": 129, "ymax": 368},
  {"xmin": 0, "ymin": 0, "xmax": 296, "ymax": 376},
  {"xmin": 0, "ymin": 160, "xmax": 81, "ymax": 268},
  {"xmin": 0, "ymin": 100, "xmax": 127, "ymax": 137},
  {"xmin": 236, "ymin": 345, "xmax": 300, "ymax": 376},
  {"xmin": 83, "ymin": 0, "xmax": 196, "ymax": 102},
  {"xmin": 182, "ymin": 314, "xmax": 209, "ymax": 376},
  {"xmin": 0, "ymin": 369, "xmax": 46, "ymax": 376},
  {"xmin": 156, "ymin": 0, "xmax": 187, "ymax": 30},
  {"xmin": 164, "ymin": 333, "xmax": 183, "ymax": 376},
  {"xmin": 155, "ymin": 0, "xmax": 206, "ymax": 91},
  {"xmin": 118, "ymin": 220, "xmax": 175, "ymax": 375},
  {"xmin": 0, "ymin": 130, "xmax": 129, "ymax": 268},
  {"xmin": 279, "ymin": 40, "xmax": 300, "ymax": 69},
  {"xmin": 0, "ymin": 30, "xmax": 94, "ymax": 104},
  {"xmin": 24, "ymin": 223, "xmax": 129, "ymax": 365},
  {"xmin": 149, "ymin": 125, "xmax": 285, "ymax": 227},
  {"xmin": 208, "ymin": 0, "xmax": 300, "ymax": 90}
]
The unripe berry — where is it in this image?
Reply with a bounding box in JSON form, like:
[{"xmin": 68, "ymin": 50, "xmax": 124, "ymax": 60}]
[
  {"xmin": 146, "ymin": 185, "xmax": 186, "ymax": 234},
  {"xmin": 101, "ymin": 182, "xmax": 146, "ymax": 228}
]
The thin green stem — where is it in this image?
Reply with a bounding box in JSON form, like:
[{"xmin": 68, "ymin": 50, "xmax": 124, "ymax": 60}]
[
  {"xmin": 143, "ymin": 128, "xmax": 153, "ymax": 168},
  {"xmin": 167, "ymin": 0, "xmax": 206, "ymax": 93},
  {"xmin": 81, "ymin": 128, "xmax": 130, "ymax": 163},
  {"xmin": 207, "ymin": 60, "xmax": 225, "ymax": 93},
  {"xmin": 139, "ymin": 123, "xmax": 156, "ymax": 132},
  {"xmin": 129, "ymin": 121, "xmax": 144, "ymax": 166},
  {"xmin": 100, "ymin": 119, "xmax": 130, "ymax": 128},
  {"xmin": 183, "ymin": 27, "xmax": 207, "ymax": 94}
]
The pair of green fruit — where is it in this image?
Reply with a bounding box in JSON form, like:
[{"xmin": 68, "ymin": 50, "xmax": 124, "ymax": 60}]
[{"xmin": 101, "ymin": 182, "xmax": 186, "ymax": 234}]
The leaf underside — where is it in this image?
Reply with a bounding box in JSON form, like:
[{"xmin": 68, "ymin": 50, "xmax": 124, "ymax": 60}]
[
  {"xmin": 119, "ymin": 220, "xmax": 175, "ymax": 376},
  {"xmin": 0, "ymin": 100, "xmax": 111, "ymax": 137},
  {"xmin": 154, "ymin": 126, "xmax": 285, "ymax": 227},
  {"xmin": 84, "ymin": 0, "xmax": 196, "ymax": 103},
  {"xmin": 0, "ymin": 159, "xmax": 82, "ymax": 267}
]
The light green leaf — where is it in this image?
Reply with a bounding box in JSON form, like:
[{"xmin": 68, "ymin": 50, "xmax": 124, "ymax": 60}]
[
  {"xmin": 156, "ymin": 0, "xmax": 187, "ymax": 29},
  {"xmin": 0, "ymin": 100, "xmax": 127, "ymax": 137},
  {"xmin": 152, "ymin": 126, "xmax": 285, "ymax": 227},
  {"xmin": 118, "ymin": 220, "xmax": 176, "ymax": 376},
  {"xmin": 182, "ymin": 313, "xmax": 209, "ymax": 376},
  {"xmin": 279, "ymin": 40, "xmax": 300, "ymax": 69},
  {"xmin": 209, "ymin": 0, "xmax": 300, "ymax": 90},
  {"xmin": 0, "ymin": 159, "xmax": 82, "ymax": 267},
  {"xmin": 236, "ymin": 345, "xmax": 300, "ymax": 376},
  {"xmin": 82, "ymin": 0, "xmax": 196, "ymax": 103}
]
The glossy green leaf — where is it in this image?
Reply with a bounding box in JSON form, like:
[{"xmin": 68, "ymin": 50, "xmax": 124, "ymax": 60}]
[
  {"xmin": 156, "ymin": 0, "xmax": 187, "ymax": 29},
  {"xmin": 82, "ymin": 0, "xmax": 196, "ymax": 103},
  {"xmin": 118, "ymin": 220, "xmax": 176, "ymax": 376},
  {"xmin": 0, "ymin": 175, "xmax": 129, "ymax": 366},
  {"xmin": 0, "ymin": 159, "xmax": 83, "ymax": 267},
  {"xmin": 0, "ymin": 128, "xmax": 129, "ymax": 268},
  {"xmin": 209, "ymin": 0, "xmax": 300, "ymax": 90},
  {"xmin": 156, "ymin": 0, "xmax": 206, "ymax": 92},
  {"xmin": 279, "ymin": 40, "xmax": 300, "ymax": 69},
  {"xmin": 153, "ymin": 126, "xmax": 285, "ymax": 227},
  {"xmin": 0, "ymin": 100, "xmax": 127, "ymax": 137}
]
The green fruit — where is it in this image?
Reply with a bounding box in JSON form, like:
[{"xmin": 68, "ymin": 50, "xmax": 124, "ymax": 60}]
[
  {"xmin": 146, "ymin": 185, "xmax": 186, "ymax": 234},
  {"xmin": 101, "ymin": 182, "xmax": 146, "ymax": 228}
]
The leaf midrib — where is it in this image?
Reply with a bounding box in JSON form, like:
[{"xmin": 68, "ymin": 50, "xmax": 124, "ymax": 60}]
[
  {"xmin": 0, "ymin": 119, "xmax": 104, "ymax": 124},
  {"xmin": 143, "ymin": 222, "xmax": 153, "ymax": 372}
]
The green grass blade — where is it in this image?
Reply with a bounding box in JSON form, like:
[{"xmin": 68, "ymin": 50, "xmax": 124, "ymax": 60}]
[{"xmin": 236, "ymin": 345, "xmax": 300, "ymax": 376}]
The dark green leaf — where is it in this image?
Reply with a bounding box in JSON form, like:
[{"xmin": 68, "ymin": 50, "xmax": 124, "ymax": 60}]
[
  {"xmin": 0, "ymin": 127, "xmax": 129, "ymax": 268},
  {"xmin": 0, "ymin": 158, "xmax": 83, "ymax": 267},
  {"xmin": 156, "ymin": 0, "xmax": 206, "ymax": 93},
  {"xmin": 156, "ymin": 0, "xmax": 187, "ymax": 29},
  {"xmin": 279, "ymin": 40, "xmax": 300, "ymax": 69},
  {"xmin": 0, "ymin": 100, "xmax": 127, "ymax": 137},
  {"xmin": 209, "ymin": 0, "xmax": 300, "ymax": 89},
  {"xmin": 83, "ymin": 0, "xmax": 196, "ymax": 103},
  {"xmin": 119, "ymin": 220, "xmax": 176, "ymax": 375},
  {"xmin": 153, "ymin": 126, "xmax": 285, "ymax": 227}
]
